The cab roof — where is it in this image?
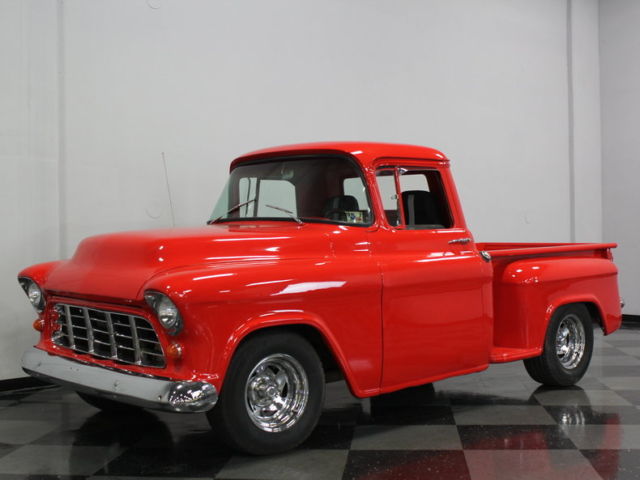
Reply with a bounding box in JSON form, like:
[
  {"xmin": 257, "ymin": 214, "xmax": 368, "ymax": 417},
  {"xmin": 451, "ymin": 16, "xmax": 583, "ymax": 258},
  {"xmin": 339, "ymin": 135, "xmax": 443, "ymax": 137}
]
[{"xmin": 231, "ymin": 141, "xmax": 449, "ymax": 170}]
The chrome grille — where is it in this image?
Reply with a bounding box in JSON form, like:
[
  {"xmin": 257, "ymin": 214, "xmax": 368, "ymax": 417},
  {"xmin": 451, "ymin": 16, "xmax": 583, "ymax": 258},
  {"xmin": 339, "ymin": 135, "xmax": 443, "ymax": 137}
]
[{"xmin": 52, "ymin": 303, "xmax": 165, "ymax": 368}]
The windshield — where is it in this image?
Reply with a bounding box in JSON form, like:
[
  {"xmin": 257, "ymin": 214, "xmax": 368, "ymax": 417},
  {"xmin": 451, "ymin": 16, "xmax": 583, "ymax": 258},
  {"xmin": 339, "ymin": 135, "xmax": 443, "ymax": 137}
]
[{"xmin": 210, "ymin": 156, "xmax": 372, "ymax": 226}]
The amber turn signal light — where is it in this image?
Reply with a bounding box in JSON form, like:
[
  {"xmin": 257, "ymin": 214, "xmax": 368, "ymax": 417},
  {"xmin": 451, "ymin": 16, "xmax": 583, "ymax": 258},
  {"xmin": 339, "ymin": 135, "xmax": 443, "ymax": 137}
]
[
  {"xmin": 167, "ymin": 342, "xmax": 183, "ymax": 360},
  {"xmin": 33, "ymin": 318, "xmax": 44, "ymax": 332}
]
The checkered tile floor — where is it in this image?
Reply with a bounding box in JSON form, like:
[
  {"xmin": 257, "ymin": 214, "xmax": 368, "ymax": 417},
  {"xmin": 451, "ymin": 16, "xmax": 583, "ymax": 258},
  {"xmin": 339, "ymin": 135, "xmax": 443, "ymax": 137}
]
[{"xmin": 1, "ymin": 326, "xmax": 639, "ymax": 479}]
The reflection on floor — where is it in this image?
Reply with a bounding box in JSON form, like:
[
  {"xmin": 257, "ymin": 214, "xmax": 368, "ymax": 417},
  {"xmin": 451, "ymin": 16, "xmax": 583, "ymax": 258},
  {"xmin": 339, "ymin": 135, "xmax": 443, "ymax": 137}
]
[{"xmin": 0, "ymin": 326, "xmax": 639, "ymax": 479}]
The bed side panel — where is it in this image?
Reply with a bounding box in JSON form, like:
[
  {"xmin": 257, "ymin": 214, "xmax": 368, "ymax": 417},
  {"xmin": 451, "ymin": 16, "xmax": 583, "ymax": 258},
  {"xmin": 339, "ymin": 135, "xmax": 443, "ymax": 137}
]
[{"xmin": 492, "ymin": 257, "xmax": 621, "ymax": 349}]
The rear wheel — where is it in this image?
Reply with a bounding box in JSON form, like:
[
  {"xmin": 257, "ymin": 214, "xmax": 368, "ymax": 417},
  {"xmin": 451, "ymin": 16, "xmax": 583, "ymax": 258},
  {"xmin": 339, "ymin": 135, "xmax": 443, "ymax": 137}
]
[
  {"xmin": 524, "ymin": 304, "xmax": 594, "ymax": 386},
  {"xmin": 207, "ymin": 331, "xmax": 325, "ymax": 455},
  {"xmin": 77, "ymin": 391, "xmax": 143, "ymax": 413}
]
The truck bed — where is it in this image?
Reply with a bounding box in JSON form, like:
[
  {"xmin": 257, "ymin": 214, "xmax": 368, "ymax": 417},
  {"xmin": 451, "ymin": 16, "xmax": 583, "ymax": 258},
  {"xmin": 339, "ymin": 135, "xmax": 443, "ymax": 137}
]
[
  {"xmin": 477, "ymin": 242, "xmax": 617, "ymax": 259},
  {"xmin": 475, "ymin": 242, "xmax": 621, "ymax": 363}
]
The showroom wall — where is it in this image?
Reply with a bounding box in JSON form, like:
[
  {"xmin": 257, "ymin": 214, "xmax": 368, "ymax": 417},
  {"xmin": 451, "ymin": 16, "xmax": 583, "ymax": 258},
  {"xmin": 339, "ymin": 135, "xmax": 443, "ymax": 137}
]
[
  {"xmin": 1, "ymin": 0, "xmax": 604, "ymax": 380},
  {"xmin": 1, "ymin": 1, "xmax": 61, "ymax": 381},
  {"xmin": 600, "ymin": 0, "xmax": 640, "ymax": 316},
  {"xmin": 59, "ymin": 0, "xmax": 601, "ymax": 249}
]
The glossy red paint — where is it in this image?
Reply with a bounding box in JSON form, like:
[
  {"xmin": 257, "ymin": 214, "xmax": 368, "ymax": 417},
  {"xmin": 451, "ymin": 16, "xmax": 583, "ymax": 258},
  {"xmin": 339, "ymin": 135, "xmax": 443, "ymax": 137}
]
[
  {"xmin": 18, "ymin": 142, "xmax": 622, "ymax": 399},
  {"xmin": 485, "ymin": 247, "xmax": 622, "ymax": 351},
  {"xmin": 231, "ymin": 141, "xmax": 448, "ymax": 171}
]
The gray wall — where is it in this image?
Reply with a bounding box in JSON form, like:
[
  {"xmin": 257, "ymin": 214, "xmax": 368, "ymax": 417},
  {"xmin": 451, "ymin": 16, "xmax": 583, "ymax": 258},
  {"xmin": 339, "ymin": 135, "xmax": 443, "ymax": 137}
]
[
  {"xmin": 1, "ymin": 0, "xmax": 60, "ymax": 381},
  {"xmin": 1, "ymin": 0, "xmax": 605, "ymax": 380},
  {"xmin": 600, "ymin": 0, "xmax": 640, "ymax": 316}
]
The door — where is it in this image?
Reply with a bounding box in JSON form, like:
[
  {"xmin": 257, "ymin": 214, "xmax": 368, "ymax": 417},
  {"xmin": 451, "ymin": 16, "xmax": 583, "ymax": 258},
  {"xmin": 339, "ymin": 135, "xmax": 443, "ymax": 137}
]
[{"xmin": 373, "ymin": 163, "xmax": 493, "ymax": 390}]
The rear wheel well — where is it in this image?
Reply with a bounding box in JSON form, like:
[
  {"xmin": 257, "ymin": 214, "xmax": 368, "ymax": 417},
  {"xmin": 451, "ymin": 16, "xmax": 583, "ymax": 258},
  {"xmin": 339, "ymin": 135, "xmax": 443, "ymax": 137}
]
[
  {"xmin": 234, "ymin": 325, "xmax": 343, "ymax": 382},
  {"xmin": 553, "ymin": 301, "xmax": 603, "ymax": 331},
  {"xmin": 583, "ymin": 302, "xmax": 604, "ymax": 331}
]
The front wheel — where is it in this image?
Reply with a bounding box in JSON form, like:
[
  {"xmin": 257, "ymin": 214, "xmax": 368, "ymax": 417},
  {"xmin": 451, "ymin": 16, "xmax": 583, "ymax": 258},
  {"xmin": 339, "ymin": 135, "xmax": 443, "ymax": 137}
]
[
  {"xmin": 524, "ymin": 304, "xmax": 594, "ymax": 386},
  {"xmin": 207, "ymin": 331, "xmax": 325, "ymax": 455}
]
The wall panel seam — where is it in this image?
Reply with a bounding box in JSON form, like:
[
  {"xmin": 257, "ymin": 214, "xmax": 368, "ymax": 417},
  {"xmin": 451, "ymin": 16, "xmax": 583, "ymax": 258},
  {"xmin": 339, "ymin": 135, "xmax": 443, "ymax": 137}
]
[
  {"xmin": 567, "ymin": 0, "xmax": 576, "ymax": 242},
  {"xmin": 57, "ymin": 0, "xmax": 67, "ymax": 258}
]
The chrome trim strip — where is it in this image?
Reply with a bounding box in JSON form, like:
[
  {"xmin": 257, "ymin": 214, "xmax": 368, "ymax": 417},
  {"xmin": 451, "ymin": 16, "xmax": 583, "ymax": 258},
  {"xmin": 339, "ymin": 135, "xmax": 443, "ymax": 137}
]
[
  {"xmin": 480, "ymin": 250, "xmax": 492, "ymax": 262},
  {"xmin": 22, "ymin": 347, "xmax": 217, "ymax": 413},
  {"xmin": 105, "ymin": 311, "xmax": 117, "ymax": 358},
  {"xmin": 82, "ymin": 306, "xmax": 94, "ymax": 354},
  {"xmin": 448, "ymin": 237, "xmax": 472, "ymax": 245},
  {"xmin": 64, "ymin": 305, "xmax": 75, "ymax": 349},
  {"xmin": 129, "ymin": 315, "xmax": 142, "ymax": 365}
]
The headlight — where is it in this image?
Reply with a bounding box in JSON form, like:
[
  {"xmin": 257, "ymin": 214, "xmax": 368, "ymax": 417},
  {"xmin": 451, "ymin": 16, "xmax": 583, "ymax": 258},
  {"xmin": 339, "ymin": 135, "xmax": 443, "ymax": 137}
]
[
  {"xmin": 144, "ymin": 291, "xmax": 183, "ymax": 335},
  {"xmin": 18, "ymin": 277, "xmax": 46, "ymax": 313}
]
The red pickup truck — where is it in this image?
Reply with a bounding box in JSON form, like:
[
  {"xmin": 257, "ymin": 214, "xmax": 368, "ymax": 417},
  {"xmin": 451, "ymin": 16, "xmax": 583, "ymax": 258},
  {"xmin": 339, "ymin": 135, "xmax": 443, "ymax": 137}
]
[{"xmin": 19, "ymin": 142, "xmax": 622, "ymax": 454}]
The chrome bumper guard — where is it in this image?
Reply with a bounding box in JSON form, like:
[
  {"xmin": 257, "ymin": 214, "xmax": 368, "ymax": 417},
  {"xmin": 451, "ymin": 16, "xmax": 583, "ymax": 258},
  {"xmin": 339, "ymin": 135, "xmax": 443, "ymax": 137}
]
[{"xmin": 21, "ymin": 347, "xmax": 218, "ymax": 413}]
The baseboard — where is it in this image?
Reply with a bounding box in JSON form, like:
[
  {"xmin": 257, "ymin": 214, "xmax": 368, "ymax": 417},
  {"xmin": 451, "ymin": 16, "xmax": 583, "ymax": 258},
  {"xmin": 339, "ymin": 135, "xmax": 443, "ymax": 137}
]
[
  {"xmin": 0, "ymin": 376, "xmax": 51, "ymax": 393},
  {"xmin": 623, "ymin": 314, "xmax": 640, "ymax": 324}
]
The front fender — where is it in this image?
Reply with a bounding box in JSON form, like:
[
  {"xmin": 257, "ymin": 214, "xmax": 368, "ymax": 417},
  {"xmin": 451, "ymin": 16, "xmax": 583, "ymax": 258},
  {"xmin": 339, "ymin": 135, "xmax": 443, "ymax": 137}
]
[
  {"xmin": 19, "ymin": 261, "xmax": 66, "ymax": 316},
  {"xmin": 220, "ymin": 311, "xmax": 376, "ymax": 397},
  {"xmin": 19, "ymin": 261, "xmax": 66, "ymax": 287},
  {"xmin": 141, "ymin": 258, "xmax": 383, "ymax": 398}
]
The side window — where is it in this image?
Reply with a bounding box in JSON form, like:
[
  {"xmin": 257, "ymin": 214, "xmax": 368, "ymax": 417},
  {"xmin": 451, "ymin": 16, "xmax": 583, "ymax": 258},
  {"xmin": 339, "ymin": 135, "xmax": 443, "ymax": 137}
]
[
  {"xmin": 375, "ymin": 169, "xmax": 401, "ymax": 226},
  {"xmin": 256, "ymin": 179, "xmax": 297, "ymax": 216},
  {"xmin": 399, "ymin": 169, "xmax": 453, "ymax": 229}
]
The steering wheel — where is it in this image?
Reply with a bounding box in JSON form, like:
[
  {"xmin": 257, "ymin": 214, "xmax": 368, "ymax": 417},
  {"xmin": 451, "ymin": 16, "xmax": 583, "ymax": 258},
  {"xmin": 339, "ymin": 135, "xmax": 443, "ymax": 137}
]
[{"xmin": 324, "ymin": 209, "xmax": 345, "ymax": 220}]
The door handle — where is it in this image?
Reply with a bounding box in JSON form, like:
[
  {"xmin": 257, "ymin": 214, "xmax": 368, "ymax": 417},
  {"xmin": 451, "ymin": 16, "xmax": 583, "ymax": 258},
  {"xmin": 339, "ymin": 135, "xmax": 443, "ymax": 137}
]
[{"xmin": 448, "ymin": 237, "xmax": 472, "ymax": 245}]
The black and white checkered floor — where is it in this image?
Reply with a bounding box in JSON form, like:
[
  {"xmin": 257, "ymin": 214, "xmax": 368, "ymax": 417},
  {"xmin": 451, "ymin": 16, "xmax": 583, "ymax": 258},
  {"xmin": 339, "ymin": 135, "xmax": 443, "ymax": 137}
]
[{"xmin": 1, "ymin": 326, "xmax": 640, "ymax": 479}]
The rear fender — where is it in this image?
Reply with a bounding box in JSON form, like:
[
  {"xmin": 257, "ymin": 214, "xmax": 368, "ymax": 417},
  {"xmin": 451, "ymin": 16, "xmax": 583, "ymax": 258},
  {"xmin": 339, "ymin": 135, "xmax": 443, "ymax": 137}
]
[
  {"xmin": 494, "ymin": 257, "xmax": 621, "ymax": 349},
  {"xmin": 544, "ymin": 295, "xmax": 607, "ymax": 332}
]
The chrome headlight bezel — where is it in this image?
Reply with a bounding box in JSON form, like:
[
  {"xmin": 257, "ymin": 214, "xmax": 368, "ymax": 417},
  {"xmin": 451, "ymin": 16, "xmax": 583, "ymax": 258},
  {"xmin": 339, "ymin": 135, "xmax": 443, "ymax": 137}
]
[
  {"xmin": 144, "ymin": 291, "xmax": 183, "ymax": 335},
  {"xmin": 18, "ymin": 277, "xmax": 46, "ymax": 313}
]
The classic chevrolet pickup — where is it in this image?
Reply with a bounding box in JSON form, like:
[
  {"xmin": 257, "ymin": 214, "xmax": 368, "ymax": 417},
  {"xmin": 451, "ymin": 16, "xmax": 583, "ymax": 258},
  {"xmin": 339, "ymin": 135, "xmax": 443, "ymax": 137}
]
[{"xmin": 19, "ymin": 142, "xmax": 622, "ymax": 454}]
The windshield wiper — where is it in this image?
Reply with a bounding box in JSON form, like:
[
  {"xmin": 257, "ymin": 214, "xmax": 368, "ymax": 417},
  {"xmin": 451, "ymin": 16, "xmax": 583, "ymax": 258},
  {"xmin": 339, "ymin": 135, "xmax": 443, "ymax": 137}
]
[
  {"xmin": 207, "ymin": 199, "xmax": 304, "ymax": 225},
  {"xmin": 265, "ymin": 204, "xmax": 304, "ymax": 225},
  {"xmin": 207, "ymin": 199, "xmax": 255, "ymax": 224}
]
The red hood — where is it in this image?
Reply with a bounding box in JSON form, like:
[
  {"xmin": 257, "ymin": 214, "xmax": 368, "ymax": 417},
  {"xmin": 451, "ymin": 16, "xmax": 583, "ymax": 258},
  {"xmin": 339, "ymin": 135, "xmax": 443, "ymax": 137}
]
[{"xmin": 45, "ymin": 222, "xmax": 333, "ymax": 300}]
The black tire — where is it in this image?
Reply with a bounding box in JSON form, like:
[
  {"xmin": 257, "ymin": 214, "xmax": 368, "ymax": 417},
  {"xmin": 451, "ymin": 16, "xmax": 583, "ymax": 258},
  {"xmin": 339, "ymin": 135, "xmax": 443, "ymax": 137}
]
[
  {"xmin": 207, "ymin": 331, "xmax": 325, "ymax": 455},
  {"xmin": 524, "ymin": 304, "xmax": 594, "ymax": 386},
  {"xmin": 77, "ymin": 391, "xmax": 143, "ymax": 413}
]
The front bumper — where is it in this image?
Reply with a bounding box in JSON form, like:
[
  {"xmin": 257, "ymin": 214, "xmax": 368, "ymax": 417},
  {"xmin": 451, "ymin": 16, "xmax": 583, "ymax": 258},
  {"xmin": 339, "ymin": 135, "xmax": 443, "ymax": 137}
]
[{"xmin": 22, "ymin": 347, "xmax": 218, "ymax": 413}]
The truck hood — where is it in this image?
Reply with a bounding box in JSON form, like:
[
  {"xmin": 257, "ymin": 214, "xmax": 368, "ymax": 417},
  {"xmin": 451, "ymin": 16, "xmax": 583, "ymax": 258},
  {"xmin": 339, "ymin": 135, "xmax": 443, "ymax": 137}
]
[{"xmin": 45, "ymin": 223, "xmax": 332, "ymax": 300}]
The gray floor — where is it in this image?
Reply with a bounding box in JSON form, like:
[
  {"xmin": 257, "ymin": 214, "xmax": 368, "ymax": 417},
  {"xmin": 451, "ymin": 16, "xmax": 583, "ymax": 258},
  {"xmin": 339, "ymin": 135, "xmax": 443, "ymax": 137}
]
[{"xmin": 0, "ymin": 326, "xmax": 639, "ymax": 479}]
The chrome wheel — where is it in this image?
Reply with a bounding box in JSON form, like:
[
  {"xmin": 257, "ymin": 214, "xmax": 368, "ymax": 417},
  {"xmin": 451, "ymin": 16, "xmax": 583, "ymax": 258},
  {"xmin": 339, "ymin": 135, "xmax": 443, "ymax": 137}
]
[
  {"xmin": 555, "ymin": 313, "xmax": 586, "ymax": 369},
  {"xmin": 245, "ymin": 353, "xmax": 309, "ymax": 433}
]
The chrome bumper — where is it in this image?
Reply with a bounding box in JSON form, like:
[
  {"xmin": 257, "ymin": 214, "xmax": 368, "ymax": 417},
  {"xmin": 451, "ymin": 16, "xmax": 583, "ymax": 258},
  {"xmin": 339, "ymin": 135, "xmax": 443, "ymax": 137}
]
[{"xmin": 21, "ymin": 347, "xmax": 218, "ymax": 413}]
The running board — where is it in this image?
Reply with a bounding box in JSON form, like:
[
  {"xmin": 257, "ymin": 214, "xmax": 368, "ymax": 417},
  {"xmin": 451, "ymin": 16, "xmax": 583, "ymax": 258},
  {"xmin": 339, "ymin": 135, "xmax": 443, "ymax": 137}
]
[{"xmin": 490, "ymin": 347, "xmax": 542, "ymax": 363}]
